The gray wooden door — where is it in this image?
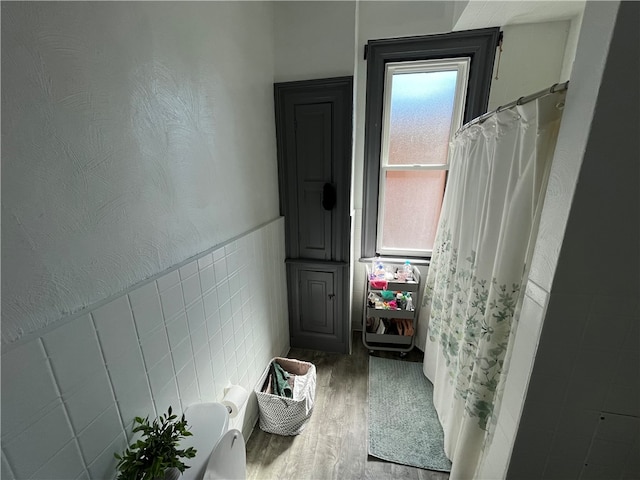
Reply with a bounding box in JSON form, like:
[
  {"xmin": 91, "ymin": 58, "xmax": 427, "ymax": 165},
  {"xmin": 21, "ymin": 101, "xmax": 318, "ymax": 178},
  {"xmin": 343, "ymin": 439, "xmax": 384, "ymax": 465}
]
[{"xmin": 275, "ymin": 77, "xmax": 352, "ymax": 353}]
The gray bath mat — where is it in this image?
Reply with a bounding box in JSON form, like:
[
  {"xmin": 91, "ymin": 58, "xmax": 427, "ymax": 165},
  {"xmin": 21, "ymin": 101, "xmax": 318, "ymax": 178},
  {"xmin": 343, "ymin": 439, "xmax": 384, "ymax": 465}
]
[{"xmin": 368, "ymin": 356, "xmax": 452, "ymax": 472}]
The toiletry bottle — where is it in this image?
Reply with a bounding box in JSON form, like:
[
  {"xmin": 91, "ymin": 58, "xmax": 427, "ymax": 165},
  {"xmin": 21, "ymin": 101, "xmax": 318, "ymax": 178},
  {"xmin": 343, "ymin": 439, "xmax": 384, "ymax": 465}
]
[
  {"xmin": 403, "ymin": 260, "xmax": 413, "ymax": 281},
  {"xmin": 396, "ymin": 292, "xmax": 405, "ymax": 310},
  {"xmin": 375, "ymin": 260, "xmax": 385, "ymax": 279},
  {"xmin": 405, "ymin": 293, "xmax": 414, "ymax": 311}
]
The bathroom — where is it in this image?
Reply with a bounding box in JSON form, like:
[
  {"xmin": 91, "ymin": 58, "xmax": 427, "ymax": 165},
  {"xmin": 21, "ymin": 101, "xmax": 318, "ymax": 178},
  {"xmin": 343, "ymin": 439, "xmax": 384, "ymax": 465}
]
[{"xmin": 2, "ymin": 1, "xmax": 638, "ymax": 479}]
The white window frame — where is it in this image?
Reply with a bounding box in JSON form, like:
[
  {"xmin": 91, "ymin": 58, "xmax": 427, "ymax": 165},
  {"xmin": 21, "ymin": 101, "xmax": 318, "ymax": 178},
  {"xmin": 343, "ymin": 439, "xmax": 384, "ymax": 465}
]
[{"xmin": 375, "ymin": 58, "xmax": 470, "ymax": 257}]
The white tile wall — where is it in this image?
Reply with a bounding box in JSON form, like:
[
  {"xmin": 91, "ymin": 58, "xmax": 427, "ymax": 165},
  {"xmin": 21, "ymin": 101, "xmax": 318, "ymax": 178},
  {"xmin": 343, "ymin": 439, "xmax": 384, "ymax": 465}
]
[
  {"xmin": 140, "ymin": 325, "xmax": 171, "ymax": 371},
  {"xmin": 0, "ymin": 219, "xmax": 289, "ymax": 479},
  {"xmin": 64, "ymin": 369, "xmax": 115, "ymax": 434},
  {"xmin": 43, "ymin": 314, "xmax": 106, "ymax": 395},
  {"xmin": 160, "ymin": 283, "xmax": 186, "ymax": 321},
  {"xmin": 129, "ymin": 282, "xmax": 163, "ymax": 338},
  {"xmin": 2, "ymin": 453, "xmax": 14, "ymax": 480},
  {"xmin": 156, "ymin": 270, "xmax": 180, "ymax": 293},
  {"xmin": 3, "ymin": 404, "xmax": 76, "ymax": 479},
  {"xmin": 31, "ymin": 439, "xmax": 85, "ymax": 480},
  {"xmin": 1, "ymin": 340, "xmax": 59, "ymax": 440},
  {"xmin": 76, "ymin": 405, "xmax": 123, "ymax": 467}
]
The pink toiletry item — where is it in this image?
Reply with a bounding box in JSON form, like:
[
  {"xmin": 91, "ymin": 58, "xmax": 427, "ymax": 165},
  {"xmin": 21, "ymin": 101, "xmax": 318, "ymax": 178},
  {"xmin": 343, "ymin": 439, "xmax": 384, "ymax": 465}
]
[{"xmin": 369, "ymin": 279, "xmax": 388, "ymax": 290}]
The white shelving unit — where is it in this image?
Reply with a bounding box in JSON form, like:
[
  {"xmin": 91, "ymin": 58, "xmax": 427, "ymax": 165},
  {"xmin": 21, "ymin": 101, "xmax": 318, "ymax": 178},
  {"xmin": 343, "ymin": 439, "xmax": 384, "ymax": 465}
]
[{"xmin": 362, "ymin": 264, "xmax": 422, "ymax": 356}]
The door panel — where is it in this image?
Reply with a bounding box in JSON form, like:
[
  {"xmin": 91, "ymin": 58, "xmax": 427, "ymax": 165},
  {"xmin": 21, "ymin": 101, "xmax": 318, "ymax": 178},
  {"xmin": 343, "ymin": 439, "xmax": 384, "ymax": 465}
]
[
  {"xmin": 275, "ymin": 77, "xmax": 352, "ymax": 354},
  {"xmin": 295, "ymin": 103, "xmax": 333, "ymax": 260},
  {"xmin": 299, "ymin": 269, "xmax": 335, "ymax": 335}
]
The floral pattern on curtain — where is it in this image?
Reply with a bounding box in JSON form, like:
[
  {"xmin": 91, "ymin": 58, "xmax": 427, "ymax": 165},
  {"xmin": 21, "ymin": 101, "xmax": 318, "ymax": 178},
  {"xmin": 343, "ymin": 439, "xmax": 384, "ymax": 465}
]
[{"xmin": 424, "ymin": 225, "xmax": 520, "ymax": 431}]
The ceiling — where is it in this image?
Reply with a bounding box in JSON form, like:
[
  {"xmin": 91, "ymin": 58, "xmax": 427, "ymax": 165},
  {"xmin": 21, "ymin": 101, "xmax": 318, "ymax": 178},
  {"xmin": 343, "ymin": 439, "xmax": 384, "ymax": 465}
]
[{"xmin": 454, "ymin": 0, "xmax": 586, "ymax": 30}]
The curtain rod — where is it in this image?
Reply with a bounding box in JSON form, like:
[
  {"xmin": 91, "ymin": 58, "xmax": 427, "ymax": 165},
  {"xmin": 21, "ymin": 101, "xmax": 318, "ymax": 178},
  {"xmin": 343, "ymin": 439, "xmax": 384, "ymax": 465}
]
[{"xmin": 457, "ymin": 81, "xmax": 570, "ymax": 134}]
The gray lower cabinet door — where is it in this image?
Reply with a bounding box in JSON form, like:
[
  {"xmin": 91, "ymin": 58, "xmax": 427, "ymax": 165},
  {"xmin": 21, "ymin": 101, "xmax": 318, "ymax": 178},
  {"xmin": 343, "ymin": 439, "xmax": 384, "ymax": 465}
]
[{"xmin": 287, "ymin": 261, "xmax": 348, "ymax": 353}]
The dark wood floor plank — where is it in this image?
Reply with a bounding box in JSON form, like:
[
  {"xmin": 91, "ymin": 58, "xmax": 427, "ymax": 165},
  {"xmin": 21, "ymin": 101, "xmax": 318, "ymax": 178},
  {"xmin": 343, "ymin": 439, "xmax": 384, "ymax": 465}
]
[{"xmin": 245, "ymin": 333, "xmax": 450, "ymax": 480}]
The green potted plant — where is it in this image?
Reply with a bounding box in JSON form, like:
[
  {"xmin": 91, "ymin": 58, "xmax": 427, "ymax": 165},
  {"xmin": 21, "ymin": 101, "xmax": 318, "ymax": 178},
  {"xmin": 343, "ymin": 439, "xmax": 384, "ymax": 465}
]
[{"xmin": 114, "ymin": 406, "xmax": 197, "ymax": 480}]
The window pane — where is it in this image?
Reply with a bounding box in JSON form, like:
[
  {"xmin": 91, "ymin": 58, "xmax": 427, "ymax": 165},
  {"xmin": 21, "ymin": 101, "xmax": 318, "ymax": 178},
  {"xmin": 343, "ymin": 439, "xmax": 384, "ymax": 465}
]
[
  {"xmin": 380, "ymin": 170, "xmax": 446, "ymax": 252},
  {"xmin": 387, "ymin": 70, "xmax": 458, "ymax": 166}
]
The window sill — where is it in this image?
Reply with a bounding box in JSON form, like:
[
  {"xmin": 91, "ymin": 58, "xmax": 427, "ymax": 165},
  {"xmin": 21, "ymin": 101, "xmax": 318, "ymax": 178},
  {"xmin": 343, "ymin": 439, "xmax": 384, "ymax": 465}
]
[{"xmin": 358, "ymin": 256, "xmax": 431, "ymax": 266}]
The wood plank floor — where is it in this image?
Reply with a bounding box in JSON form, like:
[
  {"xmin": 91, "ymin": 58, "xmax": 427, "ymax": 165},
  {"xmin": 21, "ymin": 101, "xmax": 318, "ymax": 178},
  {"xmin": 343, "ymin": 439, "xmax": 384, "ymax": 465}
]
[{"xmin": 245, "ymin": 332, "xmax": 451, "ymax": 480}]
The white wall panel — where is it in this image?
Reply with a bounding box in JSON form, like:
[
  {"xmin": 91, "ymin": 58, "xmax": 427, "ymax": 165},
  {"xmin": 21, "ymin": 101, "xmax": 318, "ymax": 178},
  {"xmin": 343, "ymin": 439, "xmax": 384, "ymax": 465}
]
[
  {"xmin": 488, "ymin": 21, "xmax": 569, "ymax": 111},
  {"xmin": 273, "ymin": 1, "xmax": 356, "ymax": 83}
]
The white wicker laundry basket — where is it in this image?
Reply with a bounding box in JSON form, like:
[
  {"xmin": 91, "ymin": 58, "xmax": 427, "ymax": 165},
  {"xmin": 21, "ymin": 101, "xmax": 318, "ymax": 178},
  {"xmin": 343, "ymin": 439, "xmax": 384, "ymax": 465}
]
[{"xmin": 255, "ymin": 357, "xmax": 316, "ymax": 436}]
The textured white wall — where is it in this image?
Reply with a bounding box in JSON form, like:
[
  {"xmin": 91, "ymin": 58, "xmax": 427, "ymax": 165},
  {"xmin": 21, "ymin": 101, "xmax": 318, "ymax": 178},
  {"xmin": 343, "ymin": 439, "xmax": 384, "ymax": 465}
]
[
  {"xmin": 487, "ymin": 21, "xmax": 569, "ymax": 111},
  {"xmin": 1, "ymin": 2, "xmax": 279, "ymax": 343},
  {"xmin": 273, "ymin": 1, "xmax": 356, "ymax": 83}
]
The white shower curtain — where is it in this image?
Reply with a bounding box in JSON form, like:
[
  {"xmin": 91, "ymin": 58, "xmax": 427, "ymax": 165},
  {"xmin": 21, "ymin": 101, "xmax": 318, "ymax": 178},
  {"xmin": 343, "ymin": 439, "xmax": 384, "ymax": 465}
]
[{"xmin": 417, "ymin": 91, "xmax": 566, "ymax": 479}]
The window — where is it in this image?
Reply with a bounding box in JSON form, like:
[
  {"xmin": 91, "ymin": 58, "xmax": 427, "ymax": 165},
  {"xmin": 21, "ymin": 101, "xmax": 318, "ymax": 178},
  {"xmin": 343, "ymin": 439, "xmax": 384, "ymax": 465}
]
[
  {"xmin": 362, "ymin": 28, "xmax": 501, "ymax": 259},
  {"xmin": 378, "ymin": 59, "xmax": 469, "ymax": 256}
]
